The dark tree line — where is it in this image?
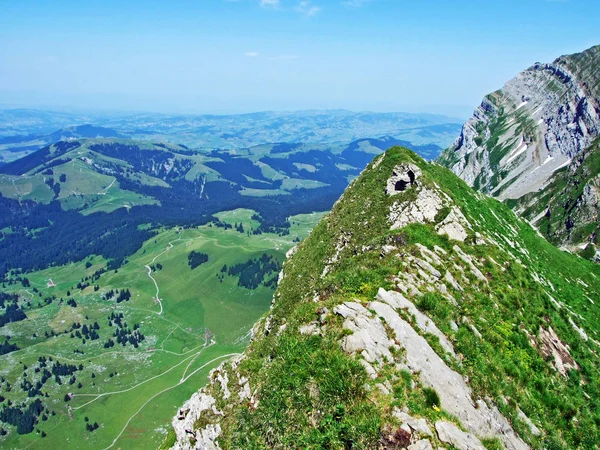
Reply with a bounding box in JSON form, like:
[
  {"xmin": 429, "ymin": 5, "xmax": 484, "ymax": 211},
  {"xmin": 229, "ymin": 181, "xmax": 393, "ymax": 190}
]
[
  {"xmin": 89, "ymin": 143, "xmax": 194, "ymax": 181},
  {"xmin": 0, "ymin": 399, "xmax": 44, "ymax": 434},
  {"xmin": 0, "ymin": 194, "xmax": 155, "ymax": 276},
  {"xmin": 103, "ymin": 289, "xmax": 131, "ymax": 303},
  {"xmin": 221, "ymin": 253, "xmax": 282, "ymax": 290},
  {"xmin": 0, "ymin": 292, "xmax": 19, "ymax": 308},
  {"xmin": 0, "ymin": 304, "xmax": 27, "ymax": 327},
  {"xmin": 51, "ymin": 361, "xmax": 79, "ymax": 377},
  {"xmin": 188, "ymin": 251, "xmax": 209, "ymax": 269},
  {"xmin": 106, "ymin": 312, "xmax": 144, "ymax": 348},
  {"xmin": 0, "ymin": 338, "xmax": 18, "ymax": 355},
  {"xmin": 0, "ymin": 141, "xmax": 80, "ymax": 176}
]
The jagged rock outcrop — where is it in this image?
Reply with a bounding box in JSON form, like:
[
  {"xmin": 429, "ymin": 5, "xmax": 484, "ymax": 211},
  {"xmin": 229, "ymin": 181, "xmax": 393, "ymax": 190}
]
[
  {"xmin": 439, "ymin": 45, "xmax": 600, "ymax": 252},
  {"xmin": 172, "ymin": 391, "xmax": 223, "ymax": 450}
]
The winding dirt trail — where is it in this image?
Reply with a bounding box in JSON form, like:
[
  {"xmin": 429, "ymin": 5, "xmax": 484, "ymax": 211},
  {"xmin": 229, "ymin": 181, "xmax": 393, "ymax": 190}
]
[
  {"xmin": 145, "ymin": 265, "xmax": 163, "ymax": 314},
  {"xmin": 143, "ymin": 235, "xmax": 205, "ymax": 316},
  {"xmin": 144, "ymin": 242, "xmax": 174, "ymax": 315},
  {"xmin": 97, "ymin": 178, "xmax": 116, "ymax": 195}
]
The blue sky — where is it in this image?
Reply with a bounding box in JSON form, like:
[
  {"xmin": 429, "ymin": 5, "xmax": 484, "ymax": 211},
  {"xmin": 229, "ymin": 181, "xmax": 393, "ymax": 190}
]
[{"xmin": 0, "ymin": 0, "xmax": 597, "ymax": 117}]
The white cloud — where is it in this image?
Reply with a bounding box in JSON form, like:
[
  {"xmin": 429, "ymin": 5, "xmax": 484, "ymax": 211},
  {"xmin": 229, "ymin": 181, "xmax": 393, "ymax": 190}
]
[
  {"xmin": 260, "ymin": 0, "xmax": 280, "ymax": 7},
  {"xmin": 244, "ymin": 51, "xmax": 260, "ymax": 57},
  {"xmin": 269, "ymin": 54, "xmax": 299, "ymax": 61},
  {"xmin": 342, "ymin": 0, "xmax": 373, "ymax": 7},
  {"xmin": 296, "ymin": 0, "xmax": 321, "ymax": 16}
]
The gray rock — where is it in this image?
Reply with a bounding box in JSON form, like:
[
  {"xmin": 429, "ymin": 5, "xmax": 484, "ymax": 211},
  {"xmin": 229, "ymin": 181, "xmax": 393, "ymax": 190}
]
[
  {"xmin": 381, "ymin": 245, "xmax": 398, "ymax": 256},
  {"xmin": 334, "ymin": 302, "xmax": 394, "ymax": 363},
  {"xmin": 386, "ymin": 164, "xmax": 422, "ymax": 196},
  {"xmin": 436, "ymin": 207, "xmax": 470, "ymax": 242},
  {"xmin": 435, "ymin": 421, "xmax": 485, "ymax": 450},
  {"xmin": 286, "ymin": 245, "xmax": 299, "ymax": 259},
  {"xmin": 299, "ymin": 322, "xmax": 319, "ymax": 336},
  {"xmin": 171, "ymin": 392, "xmax": 223, "ymax": 450},
  {"xmin": 440, "ymin": 46, "xmax": 600, "ymax": 249},
  {"xmin": 408, "ymin": 439, "xmax": 434, "ymax": 450},
  {"xmin": 369, "ymin": 300, "xmax": 528, "ymax": 450},
  {"xmin": 538, "ymin": 326, "xmax": 579, "ymax": 376},
  {"xmin": 453, "ymin": 245, "xmax": 487, "ymax": 282},
  {"xmin": 444, "ymin": 50, "xmax": 600, "ymax": 201},
  {"xmin": 445, "ymin": 270, "xmax": 463, "ymax": 291},
  {"xmin": 389, "ymin": 187, "xmax": 445, "ymax": 230},
  {"xmin": 517, "ymin": 407, "xmax": 541, "ymax": 436},
  {"xmin": 393, "ymin": 408, "xmax": 433, "ymax": 437},
  {"xmin": 415, "ymin": 257, "xmax": 442, "ymax": 279},
  {"xmin": 359, "ymin": 359, "xmax": 378, "ymax": 379},
  {"xmin": 376, "ymin": 288, "xmax": 456, "ymax": 357}
]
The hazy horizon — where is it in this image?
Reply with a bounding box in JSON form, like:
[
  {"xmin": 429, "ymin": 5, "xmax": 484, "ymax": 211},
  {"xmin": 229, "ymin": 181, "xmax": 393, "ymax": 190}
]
[
  {"xmin": 0, "ymin": 104, "xmax": 469, "ymax": 121},
  {"xmin": 1, "ymin": 1, "xmax": 598, "ymax": 118}
]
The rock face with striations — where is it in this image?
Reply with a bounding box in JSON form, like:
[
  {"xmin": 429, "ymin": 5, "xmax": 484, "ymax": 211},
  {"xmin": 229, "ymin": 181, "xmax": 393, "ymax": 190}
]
[
  {"xmin": 438, "ymin": 45, "xmax": 600, "ymax": 253},
  {"xmin": 168, "ymin": 147, "xmax": 600, "ymax": 450}
]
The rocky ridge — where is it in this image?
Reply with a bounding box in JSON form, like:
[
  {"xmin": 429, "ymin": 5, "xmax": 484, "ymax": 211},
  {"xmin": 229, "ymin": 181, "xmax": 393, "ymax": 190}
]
[
  {"xmin": 168, "ymin": 147, "xmax": 600, "ymax": 450},
  {"xmin": 438, "ymin": 45, "xmax": 600, "ymax": 252}
]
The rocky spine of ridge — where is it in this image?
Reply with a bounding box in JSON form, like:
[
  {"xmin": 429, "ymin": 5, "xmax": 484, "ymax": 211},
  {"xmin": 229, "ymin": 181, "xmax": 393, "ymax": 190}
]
[
  {"xmin": 168, "ymin": 148, "xmax": 600, "ymax": 450},
  {"xmin": 438, "ymin": 45, "xmax": 600, "ymax": 251}
]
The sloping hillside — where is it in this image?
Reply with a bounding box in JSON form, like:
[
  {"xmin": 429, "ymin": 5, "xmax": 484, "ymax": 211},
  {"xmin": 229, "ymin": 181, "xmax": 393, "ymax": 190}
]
[
  {"xmin": 169, "ymin": 147, "xmax": 600, "ymax": 450},
  {"xmin": 0, "ymin": 136, "xmax": 437, "ymax": 277},
  {"xmin": 438, "ymin": 45, "xmax": 600, "ymax": 253}
]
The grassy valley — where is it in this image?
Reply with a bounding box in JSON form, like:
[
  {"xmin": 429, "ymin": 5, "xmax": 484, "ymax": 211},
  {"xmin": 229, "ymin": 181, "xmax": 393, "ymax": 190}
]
[{"xmin": 0, "ymin": 209, "xmax": 323, "ymax": 449}]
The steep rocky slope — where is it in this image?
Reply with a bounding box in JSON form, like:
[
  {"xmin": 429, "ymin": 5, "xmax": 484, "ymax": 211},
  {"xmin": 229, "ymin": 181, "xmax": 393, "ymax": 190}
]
[
  {"xmin": 166, "ymin": 147, "xmax": 600, "ymax": 450},
  {"xmin": 438, "ymin": 45, "xmax": 600, "ymax": 252}
]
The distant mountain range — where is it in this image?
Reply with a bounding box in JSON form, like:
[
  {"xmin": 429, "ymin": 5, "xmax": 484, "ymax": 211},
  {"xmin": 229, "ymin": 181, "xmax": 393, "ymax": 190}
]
[{"xmin": 0, "ymin": 109, "xmax": 462, "ymax": 164}]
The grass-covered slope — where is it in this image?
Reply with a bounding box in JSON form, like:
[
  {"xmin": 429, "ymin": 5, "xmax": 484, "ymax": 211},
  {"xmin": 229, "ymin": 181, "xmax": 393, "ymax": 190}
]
[{"xmin": 171, "ymin": 147, "xmax": 600, "ymax": 450}]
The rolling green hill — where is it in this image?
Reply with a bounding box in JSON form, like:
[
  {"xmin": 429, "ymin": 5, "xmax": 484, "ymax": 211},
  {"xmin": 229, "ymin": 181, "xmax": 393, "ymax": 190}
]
[
  {"xmin": 0, "ymin": 136, "xmax": 443, "ymax": 279},
  {"xmin": 170, "ymin": 147, "xmax": 600, "ymax": 449}
]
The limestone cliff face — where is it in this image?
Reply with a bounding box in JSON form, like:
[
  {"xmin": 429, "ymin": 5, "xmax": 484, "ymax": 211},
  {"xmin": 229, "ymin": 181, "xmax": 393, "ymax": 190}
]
[
  {"xmin": 439, "ymin": 45, "xmax": 600, "ymax": 251},
  {"xmin": 167, "ymin": 148, "xmax": 600, "ymax": 450}
]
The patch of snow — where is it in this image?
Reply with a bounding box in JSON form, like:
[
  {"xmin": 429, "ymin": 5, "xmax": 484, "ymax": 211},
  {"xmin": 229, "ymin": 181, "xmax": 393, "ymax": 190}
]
[
  {"xmin": 531, "ymin": 105, "xmax": 544, "ymax": 116},
  {"xmin": 515, "ymin": 101, "xmax": 528, "ymax": 110},
  {"xmin": 552, "ymin": 158, "xmax": 572, "ymax": 172},
  {"xmin": 506, "ymin": 142, "xmax": 528, "ymax": 165},
  {"xmin": 531, "ymin": 155, "xmax": 554, "ymax": 174}
]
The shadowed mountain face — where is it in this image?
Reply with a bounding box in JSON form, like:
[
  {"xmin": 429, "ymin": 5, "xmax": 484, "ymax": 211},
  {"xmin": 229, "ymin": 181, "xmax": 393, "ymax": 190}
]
[
  {"xmin": 439, "ymin": 45, "xmax": 600, "ymax": 255},
  {"xmin": 170, "ymin": 147, "xmax": 600, "ymax": 450}
]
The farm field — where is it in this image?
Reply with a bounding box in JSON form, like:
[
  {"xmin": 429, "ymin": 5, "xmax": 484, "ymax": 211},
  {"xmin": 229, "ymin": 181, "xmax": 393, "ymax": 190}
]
[{"xmin": 0, "ymin": 209, "xmax": 325, "ymax": 449}]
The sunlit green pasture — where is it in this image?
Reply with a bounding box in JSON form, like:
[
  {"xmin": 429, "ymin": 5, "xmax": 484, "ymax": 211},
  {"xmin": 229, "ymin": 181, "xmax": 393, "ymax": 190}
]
[{"xmin": 0, "ymin": 209, "xmax": 324, "ymax": 449}]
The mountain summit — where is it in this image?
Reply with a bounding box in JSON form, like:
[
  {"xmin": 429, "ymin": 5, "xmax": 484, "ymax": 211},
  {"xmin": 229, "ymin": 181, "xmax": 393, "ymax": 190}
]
[
  {"xmin": 438, "ymin": 45, "xmax": 600, "ymax": 253},
  {"xmin": 168, "ymin": 147, "xmax": 600, "ymax": 449}
]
